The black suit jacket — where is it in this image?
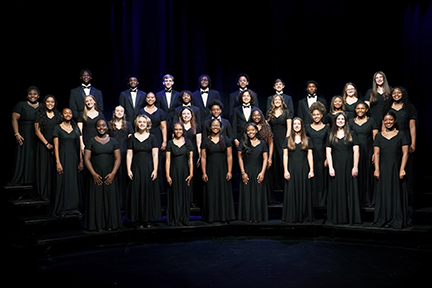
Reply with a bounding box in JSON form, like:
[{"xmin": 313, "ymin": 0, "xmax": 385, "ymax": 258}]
[
  {"xmin": 192, "ymin": 89, "xmax": 220, "ymax": 122},
  {"xmin": 155, "ymin": 89, "xmax": 180, "ymax": 131},
  {"xmin": 297, "ymin": 96, "xmax": 328, "ymax": 125},
  {"xmin": 232, "ymin": 105, "xmax": 257, "ymax": 141},
  {"xmin": 228, "ymin": 89, "xmax": 259, "ymax": 123},
  {"xmin": 69, "ymin": 86, "xmax": 104, "ymax": 120},
  {"xmin": 118, "ymin": 89, "xmax": 147, "ymax": 122}
]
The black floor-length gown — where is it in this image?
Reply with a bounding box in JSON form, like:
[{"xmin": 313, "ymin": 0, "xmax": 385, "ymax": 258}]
[
  {"xmin": 238, "ymin": 140, "xmax": 268, "ymax": 222},
  {"xmin": 306, "ymin": 124, "xmax": 330, "ymax": 207},
  {"xmin": 201, "ymin": 136, "xmax": 235, "ymax": 222},
  {"xmin": 166, "ymin": 139, "xmax": 193, "ymax": 226},
  {"xmin": 267, "ymin": 109, "xmax": 292, "ymax": 191},
  {"xmin": 9, "ymin": 101, "xmax": 39, "ymax": 185},
  {"xmin": 349, "ymin": 117, "xmax": 378, "ymax": 206},
  {"xmin": 282, "ymin": 139, "xmax": 314, "ymax": 223},
  {"xmin": 35, "ymin": 116, "xmax": 60, "ymax": 201},
  {"xmin": 326, "ymin": 136, "xmax": 362, "ymax": 224},
  {"xmin": 126, "ymin": 134, "xmax": 161, "ymax": 223},
  {"xmin": 373, "ymin": 132, "xmax": 411, "ymax": 229},
  {"xmin": 52, "ymin": 125, "xmax": 83, "ymax": 216},
  {"xmin": 84, "ymin": 137, "xmax": 122, "ymax": 231}
]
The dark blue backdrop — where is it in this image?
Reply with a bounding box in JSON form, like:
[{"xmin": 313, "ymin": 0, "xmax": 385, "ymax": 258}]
[{"xmin": 4, "ymin": 0, "xmax": 432, "ymax": 185}]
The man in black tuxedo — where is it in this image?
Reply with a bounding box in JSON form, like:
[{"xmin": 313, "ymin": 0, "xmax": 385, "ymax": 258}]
[
  {"xmin": 297, "ymin": 80, "xmax": 328, "ymax": 125},
  {"xmin": 118, "ymin": 75, "xmax": 147, "ymax": 123},
  {"xmin": 155, "ymin": 74, "xmax": 180, "ymax": 133},
  {"xmin": 192, "ymin": 74, "xmax": 221, "ymax": 122},
  {"xmin": 228, "ymin": 73, "xmax": 259, "ymax": 122},
  {"xmin": 69, "ymin": 69, "xmax": 104, "ymax": 120}
]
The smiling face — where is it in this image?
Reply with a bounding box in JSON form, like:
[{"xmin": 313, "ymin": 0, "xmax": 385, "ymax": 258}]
[
  {"xmin": 27, "ymin": 89, "xmax": 39, "ymax": 103},
  {"xmin": 246, "ymin": 125, "xmax": 258, "ymax": 139},
  {"xmin": 80, "ymin": 71, "xmax": 92, "ymax": 85},
  {"xmin": 392, "ymin": 88, "xmax": 403, "ymax": 102},
  {"xmin": 293, "ymin": 119, "xmax": 302, "ymax": 133},
  {"xmin": 62, "ymin": 108, "xmax": 73, "ymax": 121},
  {"xmin": 273, "ymin": 81, "xmax": 285, "ymax": 93},
  {"xmin": 355, "ymin": 103, "xmax": 368, "ymax": 117},
  {"xmin": 200, "ymin": 76, "xmax": 209, "ymax": 89},
  {"xmin": 311, "ymin": 109, "xmax": 323, "ymax": 123},
  {"xmin": 210, "ymin": 119, "xmax": 221, "ymax": 135},
  {"xmin": 375, "ymin": 73, "xmax": 384, "ymax": 86},
  {"xmin": 181, "ymin": 109, "xmax": 192, "ymax": 122},
  {"xmin": 383, "ymin": 114, "xmax": 396, "ymax": 130},
  {"xmin": 146, "ymin": 92, "xmax": 156, "ymax": 106},
  {"xmin": 96, "ymin": 119, "xmax": 108, "ymax": 136},
  {"xmin": 273, "ymin": 95, "xmax": 282, "ymax": 108},
  {"xmin": 181, "ymin": 92, "xmax": 192, "ymax": 104},
  {"xmin": 336, "ymin": 114, "xmax": 346, "ymax": 128},
  {"xmin": 251, "ymin": 110, "xmax": 261, "ymax": 124},
  {"xmin": 85, "ymin": 96, "xmax": 95, "ymax": 109},
  {"xmin": 238, "ymin": 76, "xmax": 249, "ymax": 89},
  {"xmin": 114, "ymin": 106, "xmax": 125, "ymax": 119},
  {"xmin": 137, "ymin": 116, "xmax": 148, "ymax": 132},
  {"xmin": 210, "ymin": 105, "xmax": 222, "ymax": 118},
  {"xmin": 128, "ymin": 77, "xmax": 139, "ymax": 88},
  {"xmin": 45, "ymin": 97, "xmax": 55, "ymax": 111},
  {"xmin": 163, "ymin": 77, "xmax": 174, "ymax": 89},
  {"xmin": 346, "ymin": 84, "xmax": 356, "ymax": 97},
  {"xmin": 333, "ymin": 97, "xmax": 343, "ymax": 109},
  {"xmin": 242, "ymin": 91, "xmax": 251, "ymax": 105},
  {"xmin": 173, "ymin": 123, "xmax": 184, "ymax": 139}
]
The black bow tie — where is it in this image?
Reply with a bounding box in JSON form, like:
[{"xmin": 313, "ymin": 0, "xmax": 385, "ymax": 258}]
[
  {"xmin": 201, "ymin": 90, "xmax": 208, "ymax": 94},
  {"xmin": 165, "ymin": 89, "xmax": 172, "ymax": 93},
  {"xmin": 130, "ymin": 88, "xmax": 137, "ymax": 92},
  {"xmin": 308, "ymin": 93, "xmax": 316, "ymax": 98},
  {"xmin": 242, "ymin": 105, "xmax": 251, "ymax": 109},
  {"xmin": 82, "ymin": 85, "xmax": 91, "ymax": 89}
]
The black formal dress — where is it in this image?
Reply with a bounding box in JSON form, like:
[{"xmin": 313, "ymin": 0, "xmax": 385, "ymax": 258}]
[
  {"xmin": 349, "ymin": 117, "xmax": 378, "ymax": 206},
  {"xmin": 201, "ymin": 136, "xmax": 235, "ymax": 222},
  {"xmin": 326, "ymin": 135, "xmax": 362, "ymax": 224},
  {"xmin": 166, "ymin": 140, "xmax": 193, "ymax": 226},
  {"xmin": 9, "ymin": 101, "xmax": 39, "ymax": 186},
  {"xmin": 267, "ymin": 109, "xmax": 293, "ymax": 191},
  {"xmin": 282, "ymin": 139, "xmax": 314, "ymax": 223},
  {"xmin": 238, "ymin": 140, "xmax": 268, "ymax": 222},
  {"xmin": 126, "ymin": 134, "xmax": 161, "ymax": 224},
  {"xmin": 373, "ymin": 132, "xmax": 411, "ymax": 229},
  {"xmin": 35, "ymin": 114, "xmax": 61, "ymax": 201},
  {"xmin": 305, "ymin": 124, "xmax": 331, "ymax": 207},
  {"xmin": 52, "ymin": 125, "xmax": 83, "ymax": 216},
  {"xmin": 84, "ymin": 137, "xmax": 122, "ymax": 231}
]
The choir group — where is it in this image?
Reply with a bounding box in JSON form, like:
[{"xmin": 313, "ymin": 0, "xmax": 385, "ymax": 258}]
[{"xmin": 9, "ymin": 70, "xmax": 417, "ymax": 231}]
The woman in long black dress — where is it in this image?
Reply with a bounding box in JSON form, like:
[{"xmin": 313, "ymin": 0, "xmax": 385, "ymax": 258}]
[
  {"xmin": 326, "ymin": 112, "xmax": 362, "ymax": 225},
  {"xmin": 342, "ymin": 83, "xmax": 359, "ymax": 120},
  {"xmin": 200, "ymin": 119, "xmax": 235, "ymax": 223},
  {"xmin": 325, "ymin": 95, "xmax": 344, "ymax": 126},
  {"xmin": 266, "ymin": 95, "xmax": 292, "ymax": 193},
  {"xmin": 109, "ymin": 105, "xmax": 134, "ymax": 209},
  {"xmin": 34, "ymin": 95, "xmax": 63, "ymax": 201},
  {"xmin": 238, "ymin": 123, "xmax": 268, "ymax": 223},
  {"xmin": 373, "ymin": 112, "xmax": 410, "ymax": 229},
  {"xmin": 282, "ymin": 118, "xmax": 314, "ymax": 223},
  {"xmin": 364, "ymin": 71, "xmax": 392, "ymax": 127},
  {"xmin": 306, "ymin": 101, "xmax": 330, "ymax": 207},
  {"xmin": 9, "ymin": 86, "xmax": 40, "ymax": 186},
  {"xmin": 84, "ymin": 119, "xmax": 122, "ymax": 231},
  {"xmin": 383, "ymin": 86, "xmax": 417, "ymax": 193},
  {"xmin": 53, "ymin": 108, "xmax": 84, "ymax": 217},
  {"xmin": 349, "ymin": 101, "xmax": 379, "ymax": 207},
  {"xmin": 165, "ymin": 122, "xmax": 194, "ymax": 226},
  {"xmin": 126, "ymin": 115, "xmax": 161, "ymax": 228}
]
